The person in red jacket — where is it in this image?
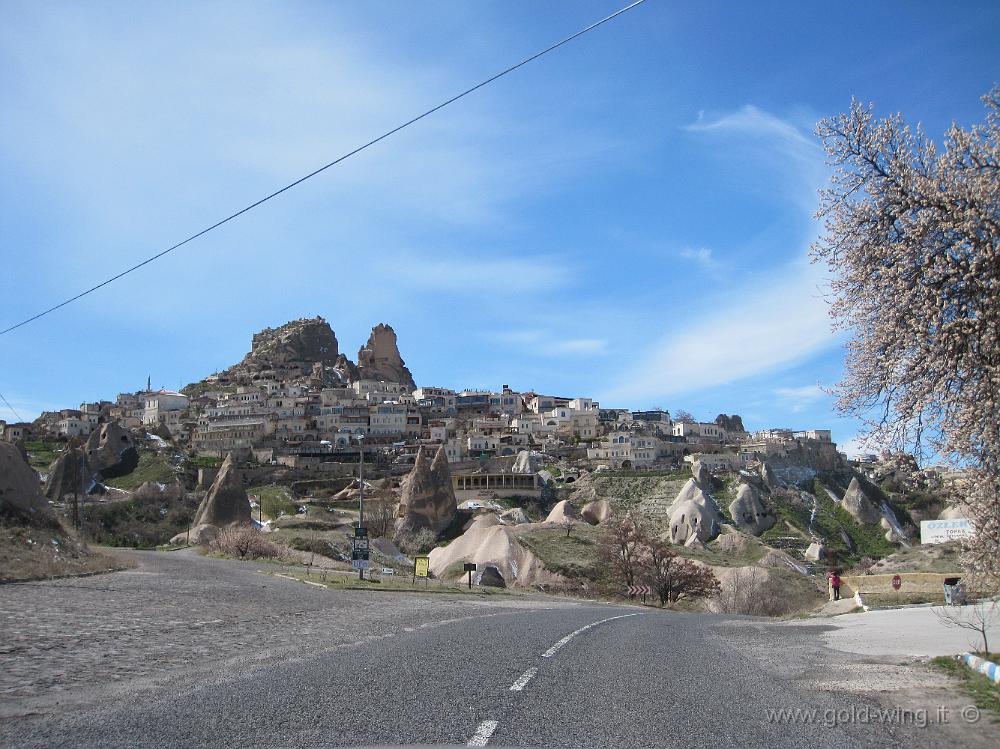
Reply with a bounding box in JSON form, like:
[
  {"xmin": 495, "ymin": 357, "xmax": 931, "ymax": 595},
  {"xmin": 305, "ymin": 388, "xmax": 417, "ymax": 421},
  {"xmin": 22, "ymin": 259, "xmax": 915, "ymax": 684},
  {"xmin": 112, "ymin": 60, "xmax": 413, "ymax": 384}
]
[{"xmin": 829, "ymin": 570, "xmax": 842, "ymax": 601}]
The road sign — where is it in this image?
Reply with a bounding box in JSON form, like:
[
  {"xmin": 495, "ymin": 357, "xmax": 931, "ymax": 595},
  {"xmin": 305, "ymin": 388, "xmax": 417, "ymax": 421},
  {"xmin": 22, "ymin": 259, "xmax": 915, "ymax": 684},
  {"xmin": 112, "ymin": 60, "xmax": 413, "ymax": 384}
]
[
  {"xmin": 626, "ymin": 586, "xmax": 651, "ymax": 596},
  {"xmin": 891, "ymin": 574, "xmax": 902, "ymax": 591},
  {"xmin": 382, "ymin": 567, "xmax": 395, "ymax": 575},
  {"xmin": 351, "ymin": 536, "xmax": 370, "ymax": 574},
  {"xmin": 464, "ymin": 562, "xmax": 477, "ymax": 589},
  {"xmin": 414, "ymin": 556, "xmax": 430, "ymax": 578},
  {"xmin": 920, "ymin": 518, "xmax": 973, "ymax": 544}
]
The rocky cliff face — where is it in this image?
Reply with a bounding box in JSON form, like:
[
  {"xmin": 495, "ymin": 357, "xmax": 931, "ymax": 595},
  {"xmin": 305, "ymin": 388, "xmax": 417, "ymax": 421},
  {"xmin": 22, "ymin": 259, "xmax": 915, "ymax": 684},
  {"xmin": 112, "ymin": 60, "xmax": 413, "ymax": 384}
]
[
  {"xmin": 235, "ymin": 317, "xmax": 341, "ymax": 375},
  {"xmin": 356, "ymin": 324, "xmax": 416, "ymax": 389},
  {"xmin": 172, "ymin": 453, "xmax": 252, "ymax": 544},
  {"xmin": 0, "ymin": 442, "xmax": 51, "ymax": 520},
  {"xmin": 397, "ymin": 445, "xmax": 456, "ymax": 535}
]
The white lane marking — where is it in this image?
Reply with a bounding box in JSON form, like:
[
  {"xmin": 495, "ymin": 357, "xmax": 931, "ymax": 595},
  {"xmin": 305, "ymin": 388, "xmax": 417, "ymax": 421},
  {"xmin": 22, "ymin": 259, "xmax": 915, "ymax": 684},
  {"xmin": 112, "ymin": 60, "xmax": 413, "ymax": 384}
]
[
  {"xmin": 467, "ymin": 720, "xmax": 499, "ymax": 746},
  {"xmin": 508, "ymin": 667, "xmax": 538, "ymax": 691},
  {"xmin": 541, "ymin": 613, "xmax": 640, "ymax": 658}
]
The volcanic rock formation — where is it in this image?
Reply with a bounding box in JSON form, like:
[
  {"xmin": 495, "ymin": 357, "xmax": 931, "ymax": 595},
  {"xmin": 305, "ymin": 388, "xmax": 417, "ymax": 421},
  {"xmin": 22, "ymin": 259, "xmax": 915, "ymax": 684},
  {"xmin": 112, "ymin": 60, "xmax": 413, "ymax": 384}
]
[
  {"xmin": 728, "ymin": 483, "xmax": 776, "ymax": 536},
  {"xmin": 44, "ymin": 447, "xmax": 92, "ymax": 502},
  {"xmin": 841, "ymin": 477, "xmax": 882, "ymax": 525},
  {"xmin": 356, "ymin": 324, "xmax": 416, "ymax": 389},
  {"xmin": 84, "ymin": 422, "xmax": 139, "ymax": 480},
  {"xmin": 581, "ymin": 499, "xmax": 611, "ymax": 525},
  {"xmin": 397, "ymin": 445, "xmax": 457, "ymax": 536},
  {"xmin": 171, "ymin": 453, "xmax": 251, "ymax": 544},
  {"xmin": 0, "ymin": 442, "xmax": 50, "ymax": 520},
  {"xmin": 233, "ymin": 317, "xmax": 342, "ymax": 379}
]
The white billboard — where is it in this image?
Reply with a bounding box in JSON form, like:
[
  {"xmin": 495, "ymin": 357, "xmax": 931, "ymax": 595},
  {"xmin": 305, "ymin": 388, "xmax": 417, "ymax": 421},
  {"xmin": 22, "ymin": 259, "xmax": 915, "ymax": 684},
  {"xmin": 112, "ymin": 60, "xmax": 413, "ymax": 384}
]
[{"xmin": 920, "ymin": 518, "xmax": 974, "ymax": 545}]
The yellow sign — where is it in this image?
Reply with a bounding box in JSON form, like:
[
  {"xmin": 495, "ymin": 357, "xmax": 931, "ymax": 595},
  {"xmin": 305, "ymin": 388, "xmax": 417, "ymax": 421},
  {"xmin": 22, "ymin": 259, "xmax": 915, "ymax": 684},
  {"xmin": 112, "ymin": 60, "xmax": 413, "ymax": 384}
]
[{"xmin": 414, "ymin": 556, "xmax": 430, "ymax": 578}]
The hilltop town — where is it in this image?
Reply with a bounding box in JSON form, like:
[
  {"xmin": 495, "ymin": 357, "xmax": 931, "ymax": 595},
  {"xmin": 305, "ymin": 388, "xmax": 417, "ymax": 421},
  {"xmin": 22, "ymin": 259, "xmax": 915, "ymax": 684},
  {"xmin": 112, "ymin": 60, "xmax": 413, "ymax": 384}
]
[
  {"xmin": 1, "ymin": 316, "xmax": 965, "ymax": 610},
  {"xmin": 7, "ymin": 316, "xmax": 846, "ymax": 472}
]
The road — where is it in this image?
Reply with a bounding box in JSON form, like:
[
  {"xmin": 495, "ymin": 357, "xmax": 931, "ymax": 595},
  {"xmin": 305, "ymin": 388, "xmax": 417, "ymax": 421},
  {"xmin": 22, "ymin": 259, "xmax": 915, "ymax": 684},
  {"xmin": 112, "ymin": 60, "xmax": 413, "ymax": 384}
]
[
  {"xmin": 0, "ymin": 550, "xmax": 992, "ymax": 748},
  {"xmin": 802, "ymin": 604, "xmax": 1000, "ymax": 658}
]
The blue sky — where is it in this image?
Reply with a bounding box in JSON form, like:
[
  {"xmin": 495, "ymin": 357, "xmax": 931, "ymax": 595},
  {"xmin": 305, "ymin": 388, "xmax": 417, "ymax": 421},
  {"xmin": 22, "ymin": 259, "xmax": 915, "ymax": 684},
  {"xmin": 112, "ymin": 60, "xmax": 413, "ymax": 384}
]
[{"xmin": 1, "ymin": 1, "xmax": 998, "ymax": 453}]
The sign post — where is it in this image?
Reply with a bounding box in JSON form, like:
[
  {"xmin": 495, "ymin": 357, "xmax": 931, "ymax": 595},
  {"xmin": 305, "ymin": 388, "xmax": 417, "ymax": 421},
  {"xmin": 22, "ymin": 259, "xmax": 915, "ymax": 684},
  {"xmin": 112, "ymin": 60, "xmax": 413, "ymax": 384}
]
[
  {"xmin": 891, "ymin": 574, "xmax": 902, "ymax": 604},
  {"xmin": 464, "ymin": 562, "xmax": 477, "ymax": 590},
  {"xmin": 414, "ymin": 555, "xmax": 430, "ymax": 586},
  {"xmin": 352, "ymin": 527, "xmax": 370, "ymax": 580}
]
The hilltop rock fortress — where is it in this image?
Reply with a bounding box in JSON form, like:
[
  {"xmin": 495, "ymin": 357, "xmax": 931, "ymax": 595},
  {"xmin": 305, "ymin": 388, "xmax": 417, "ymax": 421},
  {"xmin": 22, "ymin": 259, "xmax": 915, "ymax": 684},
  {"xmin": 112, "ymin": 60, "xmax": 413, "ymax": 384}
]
[
  {"xmin": 214, "ymin": 317, "xmax": 416, "ymax": 390},
  {"xmin": 171, "ymin": 454, "xmax": 252, "ymax": 545},
  {"xmin": 238, "ymin": 316, "xmax": 340, "ymax": 375},
  {"xmin": 397, "ymin": 445, "xmax": 457, "ymax": 536},
  {"xmin": 356, "ymin": 323, "xmax": 416, "ymax": 390}
]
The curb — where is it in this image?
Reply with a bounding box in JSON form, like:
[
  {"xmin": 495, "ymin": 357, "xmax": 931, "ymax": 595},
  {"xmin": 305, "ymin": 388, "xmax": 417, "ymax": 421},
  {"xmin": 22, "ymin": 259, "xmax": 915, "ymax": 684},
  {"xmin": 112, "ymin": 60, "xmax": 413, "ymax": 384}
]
[
  {"xmin": 959, "ymin": 653, "xmax": 1000, "ymax": 684},
  {"xmin": 0, "ymin": 567, "xmax": 125, "ymax": 585}
]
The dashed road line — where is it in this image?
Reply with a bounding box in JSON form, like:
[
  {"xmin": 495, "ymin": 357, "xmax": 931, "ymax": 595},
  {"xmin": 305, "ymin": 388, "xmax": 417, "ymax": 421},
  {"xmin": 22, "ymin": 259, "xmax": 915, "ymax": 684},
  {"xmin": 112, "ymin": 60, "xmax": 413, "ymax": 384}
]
[
  {"xmin": 508, "ymin": 667, "xmax": 538, "ymax": 691},
  {"xmin": 467, "ymin": 719, "xmax": 499, "ymax": 746},
  {"xmin": 541, "ymin": 613, "xmax": 640, "ymax": 658}
]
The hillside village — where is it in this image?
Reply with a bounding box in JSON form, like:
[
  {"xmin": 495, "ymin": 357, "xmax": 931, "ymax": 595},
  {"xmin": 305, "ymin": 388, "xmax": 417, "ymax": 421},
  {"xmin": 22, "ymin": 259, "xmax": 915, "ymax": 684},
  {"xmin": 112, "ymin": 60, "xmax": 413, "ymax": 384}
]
[{"xmin": 1, "ymin": 316, "xmax": 968, "ymax": 612}]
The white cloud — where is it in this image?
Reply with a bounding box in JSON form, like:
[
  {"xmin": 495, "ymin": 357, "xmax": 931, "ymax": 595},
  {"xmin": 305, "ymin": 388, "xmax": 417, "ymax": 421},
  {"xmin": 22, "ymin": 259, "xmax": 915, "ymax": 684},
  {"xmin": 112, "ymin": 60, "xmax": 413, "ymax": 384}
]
[
  {"xmin": 549, "ymin": 338, "xmax": 608, "ymax": 354},
  {"xmin": 604, "ymin": 257, "xmax": 836, "ymax": 401},
  {"xmin": 603, "ymin": 106, "xmax": 838, "ymax": 404},
  {"xmin": 773, "ymin": 384, "xmax": 828, "ymax": 412},
  {"xmin": 495, "ymin": 330, "xmax": 607, "ymax": 356},
  {"xmin": 678, "ymin": 247, "xmax": 722, "ymax": 272}
]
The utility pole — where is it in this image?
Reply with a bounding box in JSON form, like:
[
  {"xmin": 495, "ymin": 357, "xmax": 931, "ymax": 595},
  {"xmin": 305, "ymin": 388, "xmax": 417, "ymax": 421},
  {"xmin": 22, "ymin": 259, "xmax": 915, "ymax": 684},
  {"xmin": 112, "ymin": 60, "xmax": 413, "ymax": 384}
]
[{"xmin": 357, "ymin": 433, "xmax": 366, "ymax": 581}]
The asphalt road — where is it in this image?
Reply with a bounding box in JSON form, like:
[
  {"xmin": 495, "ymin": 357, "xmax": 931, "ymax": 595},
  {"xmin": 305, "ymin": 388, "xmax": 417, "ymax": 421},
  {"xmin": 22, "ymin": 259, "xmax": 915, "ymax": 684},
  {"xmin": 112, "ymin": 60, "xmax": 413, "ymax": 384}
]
[{"xmin": 0, "ymin": 551, "xmax": 991, "ymax": 748}]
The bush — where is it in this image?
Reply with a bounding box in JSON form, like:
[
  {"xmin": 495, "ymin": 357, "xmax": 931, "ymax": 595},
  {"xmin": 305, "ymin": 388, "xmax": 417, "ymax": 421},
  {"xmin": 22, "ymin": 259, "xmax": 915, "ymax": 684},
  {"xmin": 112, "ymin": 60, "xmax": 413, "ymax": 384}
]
[
  {"xmin": 394, "ymin": 527, "xmax": 438, "ymax": 555},
  {"xmin": 210, "ymin": 527, "xmax": 284, "ymax": 560}
]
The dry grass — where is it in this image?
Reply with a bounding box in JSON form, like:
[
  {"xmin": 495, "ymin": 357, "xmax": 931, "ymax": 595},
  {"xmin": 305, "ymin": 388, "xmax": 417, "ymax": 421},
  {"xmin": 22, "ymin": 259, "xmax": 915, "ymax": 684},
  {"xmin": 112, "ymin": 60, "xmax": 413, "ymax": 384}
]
[{"xmin": 0, "ymin": 522, "xmax": 128, "ymax": 582}]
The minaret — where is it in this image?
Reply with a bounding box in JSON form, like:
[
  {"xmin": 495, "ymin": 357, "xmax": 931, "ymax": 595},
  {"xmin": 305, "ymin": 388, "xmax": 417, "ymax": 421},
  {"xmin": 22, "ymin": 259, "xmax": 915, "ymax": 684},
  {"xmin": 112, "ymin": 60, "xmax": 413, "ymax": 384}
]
[{"xmin": 146, "ymin": 375, "xmax": 151, "ymax": 393}]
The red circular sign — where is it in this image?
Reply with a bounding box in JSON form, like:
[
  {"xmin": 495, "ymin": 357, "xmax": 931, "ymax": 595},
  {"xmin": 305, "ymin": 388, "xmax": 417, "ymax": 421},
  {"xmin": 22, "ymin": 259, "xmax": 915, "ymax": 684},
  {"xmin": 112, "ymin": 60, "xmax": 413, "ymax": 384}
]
[{"xmin": 891, "ymin": 574, "xmax": 902, "ymax": 590}]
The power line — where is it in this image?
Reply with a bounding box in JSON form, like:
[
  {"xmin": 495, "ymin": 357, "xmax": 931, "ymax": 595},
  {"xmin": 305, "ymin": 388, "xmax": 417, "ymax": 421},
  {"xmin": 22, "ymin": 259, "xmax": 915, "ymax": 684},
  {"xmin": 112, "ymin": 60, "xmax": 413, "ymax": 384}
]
[
  {"xmin": 0, "ymin": 391, "xmax": 24, "ymax": 423},
  {"xmin": 0, "ymin": 0, "xmax": 648, "ymax": 338}
]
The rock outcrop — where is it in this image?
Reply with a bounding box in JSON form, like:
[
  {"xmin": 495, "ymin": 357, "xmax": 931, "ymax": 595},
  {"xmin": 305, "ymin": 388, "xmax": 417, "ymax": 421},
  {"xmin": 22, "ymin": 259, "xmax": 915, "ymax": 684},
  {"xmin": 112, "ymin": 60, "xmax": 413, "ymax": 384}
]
[
  {"xmin": 84, "ymin": 422, "xmax": 139, "ymax": 480},
  {"xmin": 478, "ymin": 565, "xmax": 507, "ymax": 588},
  {"xmin": 397, "ymin": 446, "xmax": 457, "ymax": 536},
  {"xmin": 841, "ymin": 477, "xmax": 882, "ymax": 525},
  {"xmin": 804, "ymin": 542, "xmax": 826, "ymax": 561},
  {"xmin": 669, "ymin": 499, "xmax": 720, "ymax": 546},
  {"xmin": 760, "ymin": 461, "xmax": 780, "ymax": 492},
  {"xmin": 356, "ymin": 323, "xmax": 416, "ymax": 389},
  {"xmin": 0, "ymin": 442, "xmax": 50, "ymax": 520},
  {"xmin": 691, "ymin": 460, "xmax": 713, "ymax": 491},
  {"xmin": 428, "ymin": 514, "xmax": 563, "ymax": 587},
  {"xmin": 728, "ymin": 483, "xmax": 775, "ymax": 536},
  {"xmin": 238, "ymin": 317, "xmax": 341, "ymax": 374},
  {"xmin": 668, "ymin": 479, "xmax": 712, "ymax": 514},
  {"xmin": 581, "ymin": 499, "xmax": 611, "ymax": 525},
  {"xmin": 544, "ymin": 500, "xmax": 580, "ymax": 524},
  {"xmin": 44, "ymin": 447, "xmax": 92, "ymax": 502},
  {"xmin": 511, "ymin": 450, "xmax": 540, "ymax": 475},
  {"xmin": 171, "ymin": 453, "xmax": 251, "ymax": 544},
  {"xmin": 499, "ymin": 507, "xmax": 531, "ymax": 525}
]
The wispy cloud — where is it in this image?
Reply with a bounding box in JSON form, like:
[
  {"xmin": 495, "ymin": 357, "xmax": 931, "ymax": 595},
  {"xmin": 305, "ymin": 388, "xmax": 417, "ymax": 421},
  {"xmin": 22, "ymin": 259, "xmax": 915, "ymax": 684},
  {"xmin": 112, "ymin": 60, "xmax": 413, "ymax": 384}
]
[
  {"xmin": 773, "ymin": 383, "xmax": 828, "ymax": 412},
  {"xmin": 496, "ymin": 330, "xmax": 607, "ymax": 357},
  {"xmin": 603, "ymin": 106, "xmax": 836, "ymax": 403},
  {"xmin": 549, "ymin": 338, "xmax": 608, "ymax": 354},
  {"xmin": 678, "ymin": 247, "xmax": 723, "ymax": 273}
]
